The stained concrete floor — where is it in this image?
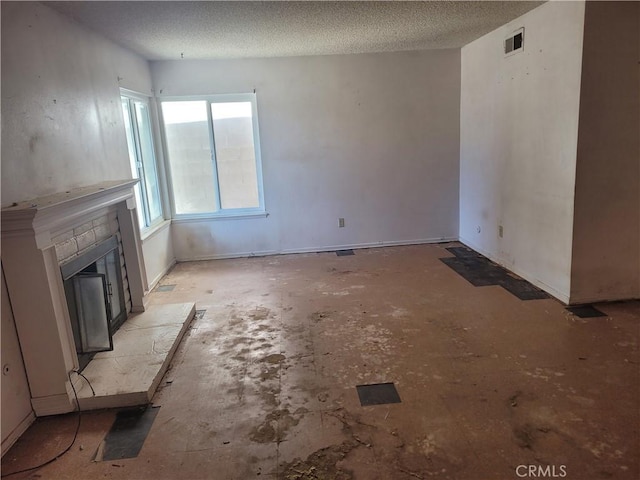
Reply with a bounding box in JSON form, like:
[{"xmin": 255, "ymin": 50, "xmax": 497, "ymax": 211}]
[{"xmin": 2, "ymin": 243, "xmax": 639, "ymax": 480}]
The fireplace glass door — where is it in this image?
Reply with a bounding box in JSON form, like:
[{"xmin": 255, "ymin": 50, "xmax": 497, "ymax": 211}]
[
  {"xmin": 61, "ymin": 236, "xmax": 126, "ymax": 371},
  {"xmin": 73, "ymin": 273, "xmax": 113, "ymax": 353},
  {"xmin": 95, "ymin": 249, "xmax": 126, "ymax": 332}
]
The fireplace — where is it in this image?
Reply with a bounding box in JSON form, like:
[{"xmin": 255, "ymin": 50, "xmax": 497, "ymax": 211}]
[
  {"xmin": 1, "ymin": 180, "xmax": 147, "ymax": 416},
  {"xmin": 61, "ymin": 236, "xmax": 127, "ymax": 371}
]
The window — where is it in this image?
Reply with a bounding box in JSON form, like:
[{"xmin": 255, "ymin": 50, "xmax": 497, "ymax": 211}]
[
  {"xmin": 160, "ymin": 93, "xmax": 264, "ymax": 217},
  {"xmin": 121, "ymin": 92, "xmax": 164, "ymax": 229}
]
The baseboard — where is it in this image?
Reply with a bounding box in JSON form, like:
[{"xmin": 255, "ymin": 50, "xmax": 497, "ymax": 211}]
[
  {"xmin": 458, "ymin": 236, "xmax": 570, "ymax": 304},
  {"xmin": 147, "ymin": 259, "xmax": 177, "ymax": 291},
  {"xmin": 566, "ymin": 293, "xmax": 640, "ymax": 306},
  {"xmin": 1, "ymin": 411, "xmax": 35, "ymax": 457},
  {"xmin": 175, "ymin": 237, "xmax": 458, "ymax": 262},
  {"xmin": 31, "ymin": 391, "xmax": 75, "ymax": 416},
  {"xmin": 280, "ymin": 237, "xmax": 457, "ymax": 255},
  {"xmin": 176, "ymin": 250, "xmax": 280, "ymax": 262}
]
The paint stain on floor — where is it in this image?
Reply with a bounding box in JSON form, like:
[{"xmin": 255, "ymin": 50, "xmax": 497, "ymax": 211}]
[{"xmin": 2, "ymin": 243, "xmax": 639, "ymax": 480}]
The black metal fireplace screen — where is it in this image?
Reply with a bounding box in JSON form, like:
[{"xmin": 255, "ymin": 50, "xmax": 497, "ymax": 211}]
[{"xmin": 60, "ymin": 236, "xmax": 126, "ymax": 371}]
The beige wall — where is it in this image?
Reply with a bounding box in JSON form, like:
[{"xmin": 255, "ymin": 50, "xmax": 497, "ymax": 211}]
[
  {"xmin": 153, "ymin": 49, "xmax": 461, "ymax": 260},
  {"xmin": 459, "ymin": 1, "xmax": 586, "ymax": 302},
  {"xmin": 0, "ymin": 1, "xmax": 151, "ymax": 205},
  {"xmin": 1, "ymin": 265, "xmax": 34, "ymax": 455},
  {"xmin": 141, "ymin": 224, "xmax": 176, "ymax": 290},
  {"xmin": 570, "ymin": 1, "xmax": 640, "ymax": 303},
  {"xmin": 1, "ymin": 2, "xmax": 175, "ymax": 295}
]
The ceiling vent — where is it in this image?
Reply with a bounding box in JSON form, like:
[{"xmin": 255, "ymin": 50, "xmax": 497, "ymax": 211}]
[{"xmin": 504, "ymin": 27, "xmax": 524, "ymax": 56}]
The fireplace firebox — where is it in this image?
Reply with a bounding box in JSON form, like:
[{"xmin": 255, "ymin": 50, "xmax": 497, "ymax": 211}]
[{"xmin": 60, "ymin": 236, "xmax": 126, "ymax": 371}]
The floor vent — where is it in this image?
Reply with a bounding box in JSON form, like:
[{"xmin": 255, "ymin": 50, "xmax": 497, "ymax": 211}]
[
  {"xmin": 505, "ymin": 27, "xmax": 524, "ymax": 56},
  {"xmin": 96, "ymin": 405, "xmax": 160, "ymax": 461},
  {"xmin": 566, "ymin": 305, "xmax": 606, "ymax": 318},
  {"xmin": 356, "ymin": 383, "xmax": 401, "ymax": 406}
]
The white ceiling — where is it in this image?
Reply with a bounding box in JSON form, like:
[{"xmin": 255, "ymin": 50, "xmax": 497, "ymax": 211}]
[{"xmin": 47, "ymin": 1, "xmax": 544, "ymax": 61}]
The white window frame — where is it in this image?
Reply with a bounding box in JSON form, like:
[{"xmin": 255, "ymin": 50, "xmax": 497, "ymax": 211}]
[
  {"xmin": 120, "ymin": 89, "xmax": 166, "ymax": 232},
  {"xmin": 158, "ymin": 93, "xmax": 266, "ymax": 220}
]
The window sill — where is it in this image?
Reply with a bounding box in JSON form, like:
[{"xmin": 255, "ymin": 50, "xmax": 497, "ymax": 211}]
[
  {"xmin": 171, "ymin": 212, "xmax": 269, "ymax": 224},
  {"xmin": 140, "ymin": 219, "xmax": 171, "ymax": 241}
]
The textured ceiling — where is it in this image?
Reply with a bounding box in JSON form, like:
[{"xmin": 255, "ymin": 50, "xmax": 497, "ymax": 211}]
[{"xmin": 47, "ymin": 1, "xmax": 544, "ymax": 60}]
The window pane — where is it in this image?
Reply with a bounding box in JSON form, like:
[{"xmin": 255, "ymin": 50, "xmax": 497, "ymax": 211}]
[
  {"xmin": 134, "ymin": 102, "xmax": 162, "ymax": 223},
  {"xmin": 211, "ymin": 102, "xmax": 260, "ymax": 209},
  {"xmin": 162, "ymin": 101, "xmax": 217, "ymax": 214},
  {"xmin": 121, "ymin": 99, "xmax": 145, "ymax": 228}
]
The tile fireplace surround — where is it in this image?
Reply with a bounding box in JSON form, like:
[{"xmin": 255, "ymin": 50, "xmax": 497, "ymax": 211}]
[{"xmin": 1, "ymin": 180, "xmax": 146, "ymax": 416}]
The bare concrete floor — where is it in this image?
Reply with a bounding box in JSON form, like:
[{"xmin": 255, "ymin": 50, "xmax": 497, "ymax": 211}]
[{"xmin": 3, "ymin": 243, "xmax": 639, "ymax": 480}]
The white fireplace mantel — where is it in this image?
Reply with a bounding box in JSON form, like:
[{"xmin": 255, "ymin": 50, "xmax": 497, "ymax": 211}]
[
  {"xmin": 1, "ymin": 180, "xmax": 147, "ymax": 416},
  {"xmin": 2, "ymin": 180, "xmax": 138, "ymax": 248}
]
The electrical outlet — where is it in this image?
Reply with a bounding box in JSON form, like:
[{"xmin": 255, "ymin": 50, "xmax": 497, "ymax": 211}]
[
  {"xmin": 339, "ymin": 218, "xmax": 345, "ymax": 228},
  {"xmin": 498, "ymin": 225, "xmax": 504, "ymax": 238}
]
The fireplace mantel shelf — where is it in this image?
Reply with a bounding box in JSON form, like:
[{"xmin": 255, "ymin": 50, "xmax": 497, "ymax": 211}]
[{"xmin": 1, "ymin": 180, "xmax": 138, "ymax": 245}]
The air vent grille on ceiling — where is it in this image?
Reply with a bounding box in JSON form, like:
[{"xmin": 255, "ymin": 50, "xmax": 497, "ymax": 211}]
[{"xmin": 505, "ymin": 27, "xmax": 524, "ymax": 56}]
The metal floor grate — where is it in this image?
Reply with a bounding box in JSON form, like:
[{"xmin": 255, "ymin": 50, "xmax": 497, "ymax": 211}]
[
  {"xmin": 156, "ymin": 284, "xmax": 176, "ymax": 292},
  {"xmin": 356, "ymin": 382, "xmax": 401, "ymax": 406},
  {"xmin": 566, "ymin": 305, "xmax": 606, "ymax": 318},
  {"xmin": 98, "ymin": 406, "xmax": 160, "ymax": 461}
]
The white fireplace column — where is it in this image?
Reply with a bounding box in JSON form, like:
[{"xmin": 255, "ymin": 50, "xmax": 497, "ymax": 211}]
[{"xmin": 1, "ymin": 180, "xmax": 146, "ymax": 416}]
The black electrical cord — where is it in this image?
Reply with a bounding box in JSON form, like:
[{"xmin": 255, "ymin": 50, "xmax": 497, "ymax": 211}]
[
  {"xmin": 1, "ymin": 370, "xmax": 93, "ymax": 478},
  {"xmin": 75, "ymin": 371, "xmax": 96, "ymax": 397}
]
